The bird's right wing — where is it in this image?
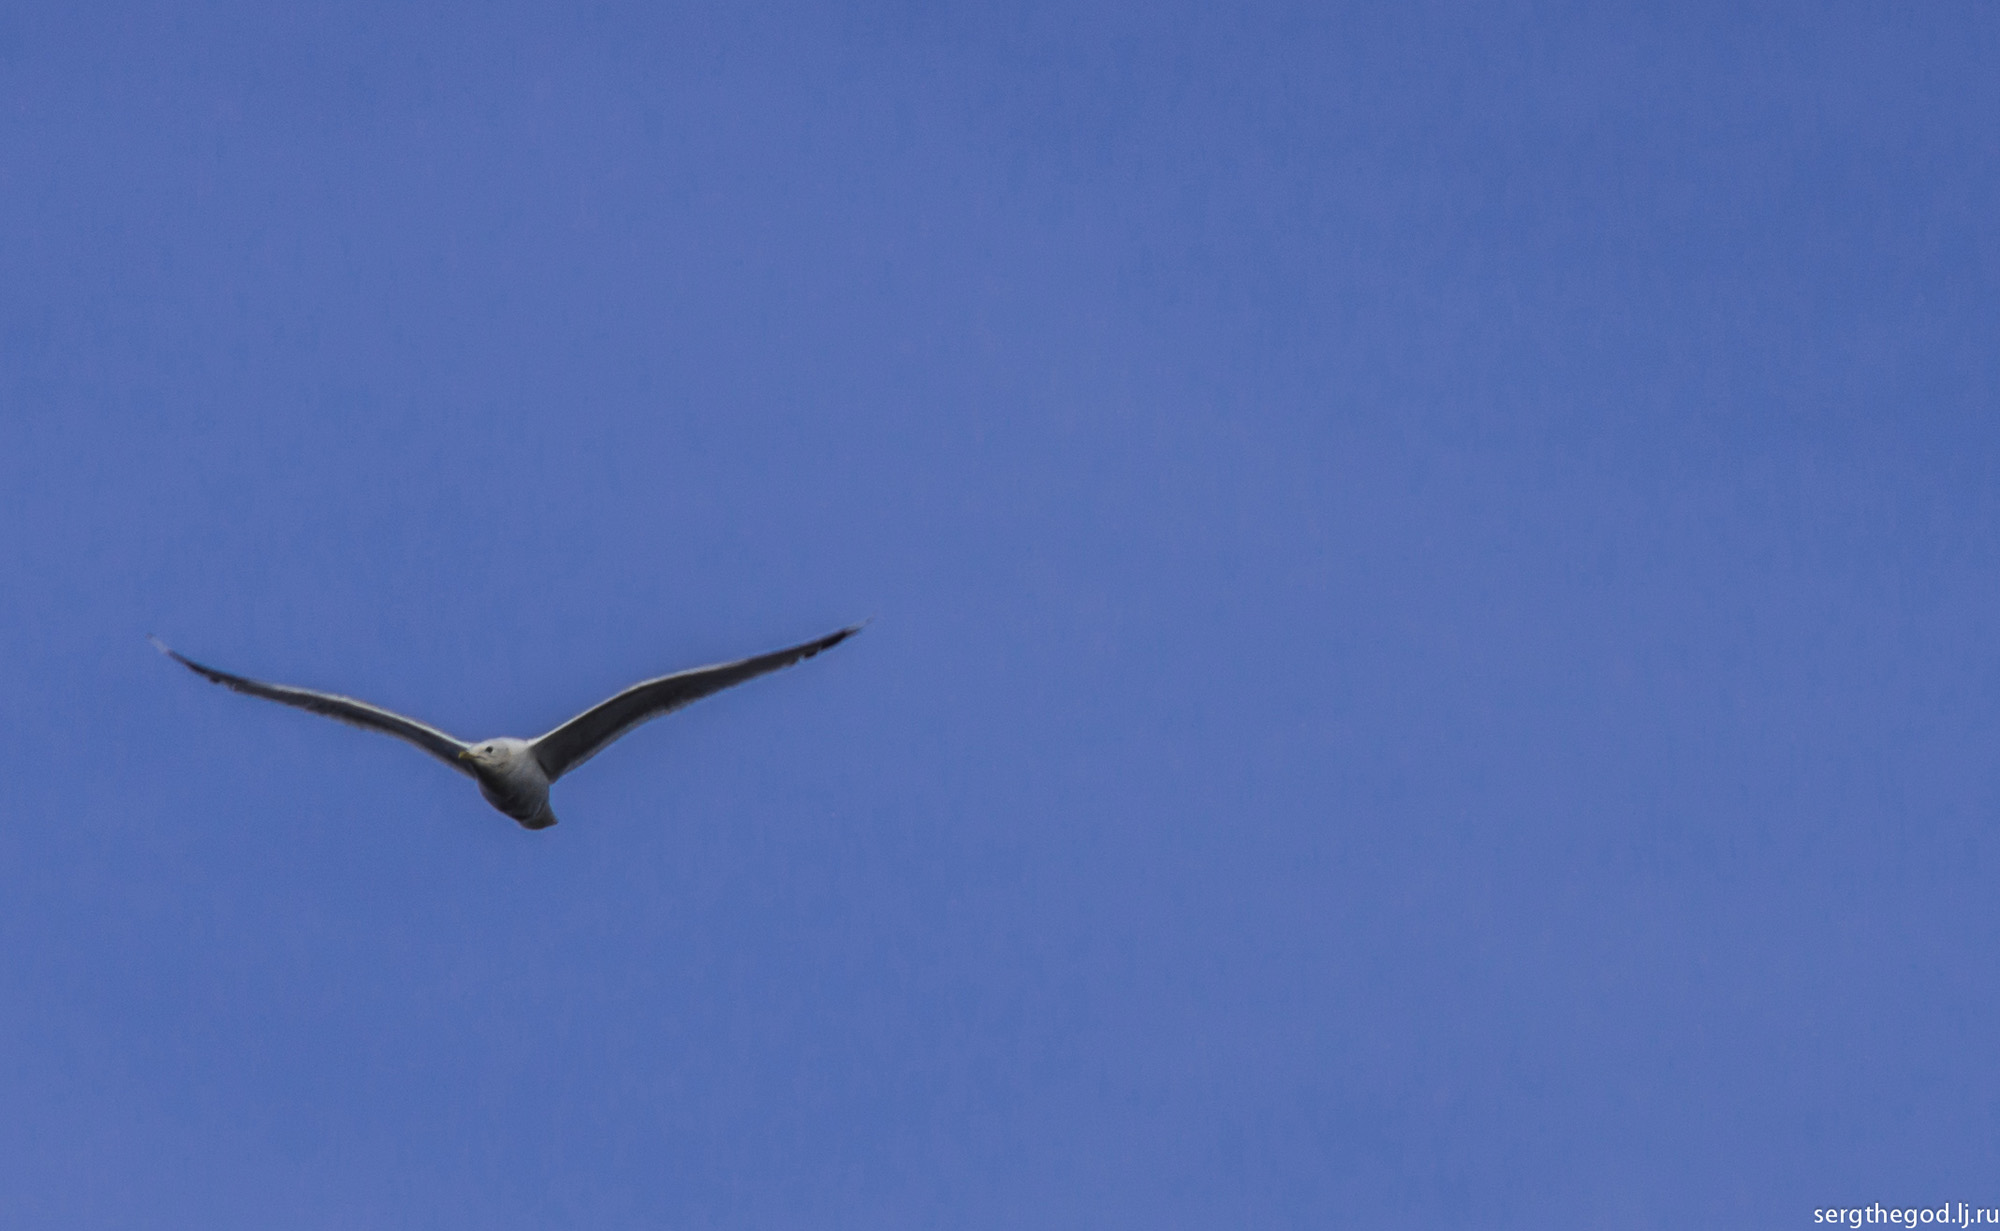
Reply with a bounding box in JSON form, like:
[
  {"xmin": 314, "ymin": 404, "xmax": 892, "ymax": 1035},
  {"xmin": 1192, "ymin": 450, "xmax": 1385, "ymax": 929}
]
[
  {"xmin": 529, "ymin": 624, "xmax": 861, "ymax": 781},
  {"xmin": 152, "ymin": 638, "xmax": 475, "ymax": 776}
]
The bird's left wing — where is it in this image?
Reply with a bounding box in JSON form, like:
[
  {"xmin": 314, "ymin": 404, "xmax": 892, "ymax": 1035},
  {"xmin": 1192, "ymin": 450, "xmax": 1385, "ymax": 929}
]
[
  {"xmin": 529, "ymin": 624, "xmax": 861, "ymax": 781},
  {"xmin": 152, "ymin": 638, "xmax": 475, "ymax": 776}
]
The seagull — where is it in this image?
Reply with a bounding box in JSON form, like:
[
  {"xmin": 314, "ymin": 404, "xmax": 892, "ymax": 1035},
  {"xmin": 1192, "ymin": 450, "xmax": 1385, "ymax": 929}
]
[{"xmin": 152, "ymin": 625, "xmax": 861, "ymax": 829}]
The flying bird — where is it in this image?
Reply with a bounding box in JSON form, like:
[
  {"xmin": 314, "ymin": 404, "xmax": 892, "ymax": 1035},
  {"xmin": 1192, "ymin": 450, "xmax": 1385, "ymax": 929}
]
[{"xmin": 152, "ymin": 625, "xmax": 861, "ymax": 829}]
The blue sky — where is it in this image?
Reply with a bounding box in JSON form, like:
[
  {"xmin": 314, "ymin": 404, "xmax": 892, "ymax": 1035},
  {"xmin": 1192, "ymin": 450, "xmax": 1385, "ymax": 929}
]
[{"xmin": 3, "ymin": 2, "xmax": 1997, "ymax": 1226}]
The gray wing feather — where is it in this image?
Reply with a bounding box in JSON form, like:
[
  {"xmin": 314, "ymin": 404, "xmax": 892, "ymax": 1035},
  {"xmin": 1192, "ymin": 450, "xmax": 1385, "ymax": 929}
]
[
  {"xmin": 529, "ymin": 624, "xmax": 861, "ymax": 782},
  {"xmin": 152, "ymin": 637, "xmax": 474, "ymax": 776}
]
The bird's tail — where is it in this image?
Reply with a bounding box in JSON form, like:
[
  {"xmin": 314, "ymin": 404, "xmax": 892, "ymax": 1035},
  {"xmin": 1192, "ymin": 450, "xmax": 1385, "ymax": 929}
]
[{"xmin": 516, "ymin": 804, "xmax": 559, "ymax": 831}]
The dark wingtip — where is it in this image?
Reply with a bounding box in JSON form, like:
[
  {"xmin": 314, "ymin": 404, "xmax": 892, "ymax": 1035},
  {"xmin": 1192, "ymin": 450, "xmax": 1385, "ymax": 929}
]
[
  {"xmin": 822, "ymin": 621, "xmax": 868, "ymax": 651},
  {"xmin": 149, "ymin": 636, "xmax": 220, "ymax": 682}
]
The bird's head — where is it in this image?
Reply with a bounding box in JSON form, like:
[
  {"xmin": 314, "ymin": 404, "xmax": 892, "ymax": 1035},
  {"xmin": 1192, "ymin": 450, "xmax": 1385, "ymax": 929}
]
[{"xmin": 458, "ymin": 742, "xmax": 503, "ymax": 768}]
